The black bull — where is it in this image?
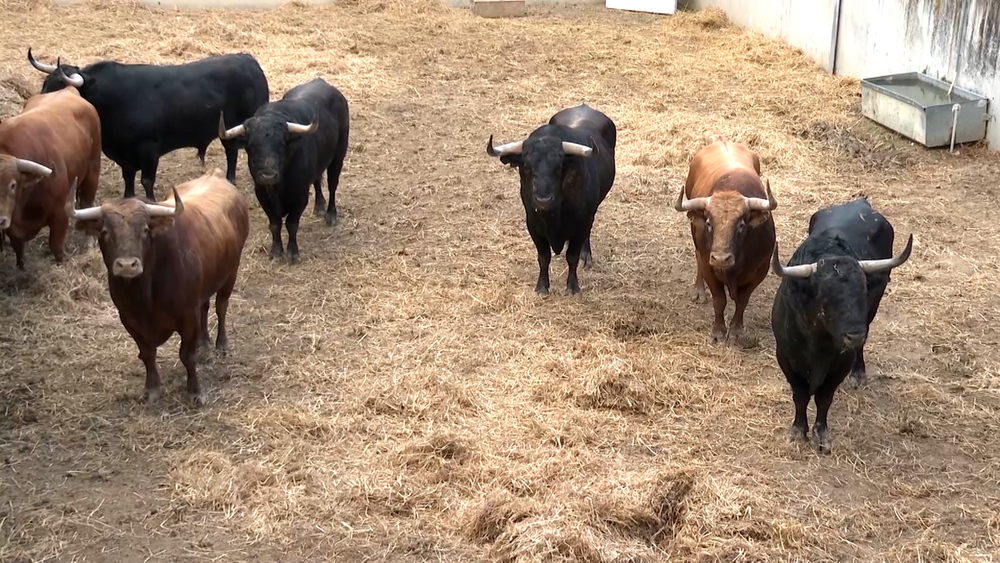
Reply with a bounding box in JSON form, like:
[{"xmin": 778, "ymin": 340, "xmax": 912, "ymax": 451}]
[
  {"xmin": 770, "ymin": 197, "xmax": 914, "ymax": 453},
  {"xmin": 28, "ymin": 48, "xmax": 269, "ymax": 200},
  {"xmin": 485, "ymin": 104, "xmax": 616, "ymax": 296}
]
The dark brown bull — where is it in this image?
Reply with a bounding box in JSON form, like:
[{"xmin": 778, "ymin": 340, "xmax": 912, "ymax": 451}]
[
  {"xmin": 66, "ymin": 169, "xmax": 250, "ymax": 405},
  {"xmin": 674, "ymin": 139, "xmax": 778, "ymax": 344},
  {"xmin": 0, "ymin": 85, "xmax": 101, "ymax": 268}
]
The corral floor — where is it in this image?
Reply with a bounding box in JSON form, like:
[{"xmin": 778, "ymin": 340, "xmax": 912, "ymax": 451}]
[{"xmin": 1, "ymin": 1, "xmax": 999, "ymax": 561}]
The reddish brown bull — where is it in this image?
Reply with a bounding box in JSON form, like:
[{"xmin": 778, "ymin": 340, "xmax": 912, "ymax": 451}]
[
  {"xmin": 0, "ymin": 85, "xmax": 101, "ymax": 268},
  {"xmin": 674, "ymin": 140, "xmax": 778, "ymax": 344},
  {"xmin": 66, "ymin": 170, "xmax": 250, "ymax": 405}
]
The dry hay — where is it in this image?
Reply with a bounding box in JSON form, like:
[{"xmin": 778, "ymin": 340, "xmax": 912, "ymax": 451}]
[{"xmin": 1, "ymin": 0, "xmax": 999, "ymax": 562}]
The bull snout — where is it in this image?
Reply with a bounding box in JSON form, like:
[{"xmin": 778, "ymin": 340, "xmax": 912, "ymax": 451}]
[
  {"xmin": 0, "ymin": 215, "xmax": 9, "ymax": 230},
  {"xmin": 841, "ymin": 331, "xmax": 867, "ymax": 350},
  {"xmin": 709, "ymin": 252, "xmax": 735, "ymax": 270},
  {"xmin": 112, "ymin": 257, "xmax": 143, "ymax": 278},
  {"xmin": 533, "ymin": 195, "xmax": 555, "ymax": 211}
]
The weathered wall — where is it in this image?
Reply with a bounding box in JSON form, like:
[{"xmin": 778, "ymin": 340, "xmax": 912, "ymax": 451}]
[
  {"xmin": 445, "ymin": 0, "xmax": 603, "ymax": 6},
  {"xmin": 686, "ymin": 0, "xmax": 1000, "ymax": 149},
  {"xmin": 683, "ymin": 0, "xmax": 840, "ymax": 71}
]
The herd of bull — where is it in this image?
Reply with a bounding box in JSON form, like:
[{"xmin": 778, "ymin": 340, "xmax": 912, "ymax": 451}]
[
  {"xmin": 486, "ymin": 104, "xmax": 913, "ymax": 453},
  {"xmin": 0, "ymin": 48, "xmax": 914, "ymax": 453}
]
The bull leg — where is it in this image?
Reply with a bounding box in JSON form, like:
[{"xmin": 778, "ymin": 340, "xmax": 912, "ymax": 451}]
[
  {"xmin": 812, "ymin": 383, "xmax": 839, "ymax": 454},
  {"xmin": 48, "ymin": 211, "xmax": 69, "ymax": 265},
  {"xmin": 313, "ymin": 177, "xmax": 327, "ymax": 218},
  {"xmin": 122, "ymin": 166, "xmax": 138, "ymax": 199},
  {"xmin": 689, "ymin": 224, "xmax": 707, "ymax": 303},
  {"xmin": 199, "ymin": 301, "xmax": 211, "ymax": 353},
  {"xmin": 325, "ymin": 132, "xmax": 349, "ymax": 227},
  {"xmin": 778, "ymin": 352, "xmax": 809, "ymax": 443},
  {"xmin": 727, "ymin": 282, "xmax": 756, "ymax": 345},
  {"xmin": 221, "ymin": 139, "xmax": 240, "ymax": 184},
  {"xmin": 286, "ymin": 206, "xmax": 305, "ymax": 262},
  {"xmin": 215, "ymin": 273, "xmax": 237, "ymax": 356},
  {"xmin": 268, "ymin": 219, "xmax": 284, "ymax": 259},
  {"xmin": 179, "ymin": 316, "xmax": 204, "ymax": 407},
  {"xmin": 703, "ymin": 274, "xmax": 728, "ymax": 343},
  {"xmin": 565, "ymin": 237, "xmax": 585, "ymax": 296},
  {"xmin": 9, "ymin": 235, "xmax": 26, "ymax": 270},
  {"xmin": 580, "ymin": 237, "xmax": 593, "ymax": 269},
  {"xmin": 528, "ymin": 229, "xmax": 552, "ymax": 295},
  {"xmin": 138, "ymin": 148, "xmax": 160, "ymax": 200},
  {"xmin": 137, "ymin": 343, "xmax": 162, "ymax": 404}
]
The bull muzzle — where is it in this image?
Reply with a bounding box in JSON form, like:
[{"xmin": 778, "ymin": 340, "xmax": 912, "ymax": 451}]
[
  {"xmin": 0, "ymin": 215, "xmax": 10, "ymax": 230},
  {"xmin": 112, "ymin": 257, "xmax": 143, "ymax": 278},
  {"xmin": 709, "ymin": 251, "xmax": 735, "ymax": 271},
  {"xmin": 841, "ymin": 331, "xmax": 867, "ymax": 350}
]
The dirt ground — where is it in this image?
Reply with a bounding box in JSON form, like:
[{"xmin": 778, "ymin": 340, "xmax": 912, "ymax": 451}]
[{"xmin": 1, "ymin": 1, "xmax": 999, "ymax": 561}]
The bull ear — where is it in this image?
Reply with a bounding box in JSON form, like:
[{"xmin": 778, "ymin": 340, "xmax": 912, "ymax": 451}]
[
  {"xmin": 748, "ymin": 210, "xmax": 769, "ymax": 228},
  {"xmin": 499, "ymin": 154, "xmax": 522, "ymax": 168}
]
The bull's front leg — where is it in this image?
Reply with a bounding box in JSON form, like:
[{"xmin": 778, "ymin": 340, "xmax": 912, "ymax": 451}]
[
  {"xmin": 137, "ymin": 342, "xmax": 162, "ymax": 404},
  {"xmin": 565, "ymin": 237, "xmax": 585, "ymax": 296},
  {"xmin": 268, "ymin": 220, "xmax": 284, "ymax": 259},
  {"xmin": 703, "ymin": 272, "xmax": 728, "ymax": 343},
  {"xmin": 179, "ymin": 316, "xmax": 204, "ymax": 407},
  {"xmin": 527, "ymin": 230, "xmax": 552, "ymax": 295}
]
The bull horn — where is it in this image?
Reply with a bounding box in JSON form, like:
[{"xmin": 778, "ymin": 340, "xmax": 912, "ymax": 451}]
[
  {"xmin": 771, "ymin": 242, "xmax": 817, "ymax": 278},
  {"xmin": 674, "ymin": 186, "xmax": 710, "ymax": 212},
  {"xmin": 486, "ymin": 135, "xmax": 524, "ymax": 157},
  {"xmin": 15, "ymin": 158, "xmax": 53, "ymax": 177},
  {"xmin": 53, "ymin": 58, "xmax": 84, "ymax": 88},
  {"xmin": 145, "ymin": 186, "xmax": 184, "ymax": 217},
  {"xmin": 562, "ymin": 141, "xmax": 593, "ymax": 157},
  {"xmin": 287, "ymin": 120, "xmax": 318, "ymax": 135},
  {"xmin": 65, "ymin": 177, "xmax": 103, "ymax": 221},
  {"xmin": 745, "ymin": 179, "xmax": 778, "ymax": 211},
  {"xmin": 218, "ymin": 113, "xmax": 245, "ymax": 140},
  {"xmin": 27, "ymin": 48, "xmax": 57, "ymax": 74},
  {"xmin": 858, "ymin": 233, "xmax": 914, "ymax": 274}
]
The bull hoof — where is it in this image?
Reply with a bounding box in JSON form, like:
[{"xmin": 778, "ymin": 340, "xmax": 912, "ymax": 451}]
[
  {"xmin": 812, "ymin": 427, "xmax": 832, "ymax": 454},
  {"xmin": 711, "ymin": 330, "xmax": 727, "ymax": 344},
  {"xmin": 314, "ymin": 202, "xmax": 326, "ymax": 218},
  {"xmin": 190, "ymin": 392, "xmax": 207, "ymax": 408},
  {"xmin": 269, "ymin": 248, "xmax": 284, "ymax": 260},
  {"xmin": 692, "ymin": 288, "xmax": 708, "ymax": 304},
  {"xmin": 325, "ymin": 212, "xmax": 338, "ymax": 227},
  {"xmin": 216, "ymin": 341, "xmax": 230, "ymax": 357},
  {"xmin": 787, "ymin": 425, "xmax": 808, "ymax": 443},
  {"xmin": 580, "ymin": 251, "xmax": 593, "ymax": 269},
  {"xmin": 847, "ymin": 369, "xmax": 867, "ymax": 389},
  {"xmin": 144, "ymin": 386, "xmax": 162, "ymax": 404},
  {"xmin": 565, "ymin": 283, "xmax": 581, "ymax": 296},
  {"xmin": 288, "ymin": 252, "xmax": 301, "ymax": 264}
]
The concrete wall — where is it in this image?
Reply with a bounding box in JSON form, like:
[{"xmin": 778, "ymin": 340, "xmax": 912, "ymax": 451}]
[
  {"xmin": 446, "ymin": 0, "xmax": 603, "ymax": 6},
  {"xmin": 683, "ymin": 0, "xmax": 840, "ymax": 72},
  {"xmin": 685, "ymin": 0, "xmax": 1000, "ymax": 150}
]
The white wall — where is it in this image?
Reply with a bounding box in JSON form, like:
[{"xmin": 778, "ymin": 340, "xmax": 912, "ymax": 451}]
[
  {"xmin": 684, "ymin": 0, "xmax": 840, "ymax": 72},
  {"xmin": 685, "ymin": 0, "xmax": 1000, "ymax": 150}
]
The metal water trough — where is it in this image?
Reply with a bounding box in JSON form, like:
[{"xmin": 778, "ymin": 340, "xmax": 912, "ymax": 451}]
[{"xmin": 860, "ymin": 71, "xmax": 988, "ymax": 148}]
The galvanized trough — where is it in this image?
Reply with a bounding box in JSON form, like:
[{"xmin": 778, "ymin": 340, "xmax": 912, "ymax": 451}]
[{"xmin": 860, "ymin": 71, "xmax": 988, "ymax": 148}]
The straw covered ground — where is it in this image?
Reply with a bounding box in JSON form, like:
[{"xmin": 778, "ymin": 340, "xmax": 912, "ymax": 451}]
[{"xmin": 1, "ymin": 0, "xmax": 999, "ymax": 560}]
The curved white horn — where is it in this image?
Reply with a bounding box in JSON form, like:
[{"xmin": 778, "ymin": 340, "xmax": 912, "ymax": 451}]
[
  {"xmin": 53, "ymin": 59, "xmax": 84, "ymax": 88},
  {"xmin": 771, "ymin": 243, "xmax": 816, "ymax": 278},
  {"xmin": 858, "ymin": 233, "xmax": 914, "ymax": 274},
  {"xmin": 27, "ymin": 48, "xmax": 57, "ymax": 74},
  {"xmin": 674, "ymin": 186, "xmax": 710, "ymax": 212},
  {"xmin": 287, "ymin": 120, "xmax": 318, "ymax": 135},
  {"xmin": 15, "ymin": 158, "xmax": 53, "ymax": 177},
  {"xmin": 145, "ymin": 186, "xmax": 184, "ymax": 217},
  {"xmin": 745, "ymin": 179, "xmax": 778, "ymax": 211},
  {"xmin": 218, "ymin": 113, "xmax": 245, "ymax": 140},
  {"xmin": 486, "ymin": 135, "xmax": 524, "ymax": 157},
  {"xmin": 65, "ymin": 177, "xmax": 103, "ymax": 221},
  {"xmin": 562, "ymin": 141, "xmax": 593, "ymax": 157}
]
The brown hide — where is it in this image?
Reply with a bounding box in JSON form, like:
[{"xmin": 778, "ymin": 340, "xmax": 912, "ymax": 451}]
[
  {"xmin": 0, "ymin": 87, "xmax": 101, "ymax": 267},
  {"xmin": 71, "ymin": 170, "xmax": 251, "ymax": 403},
  {"xmin": 680, "ymin": 140, "xmax": 777, "ymax": 342}
]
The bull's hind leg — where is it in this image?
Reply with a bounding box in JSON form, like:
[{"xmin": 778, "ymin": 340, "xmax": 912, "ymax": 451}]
[
  {"xmin": 179, "ymin": 314, "xmax": 205, "ymax": 407},
  {"xmin": 138, "ymin": 147, "xmax": 161, "ymax": 200},
  {"xmin": 324, "ymin": 131, "xmax": 349, "ymax": 227},
  {"xmin": 580, "ymin": 237, "xmax": 593, "ymax": 269},
  {"xmin": 214, "ymin": 273, "xmax": 238, "ymax": 356},
  {"xmin": 122, "ymin": 166, "xmax": 139, "ymax": 199},
  {"xmin": 313, "ymin": 177, "xmax": 327, "ymax": 218},
  {"xmin": 199, "ymin": 301, "xmax": 211, "ymax": 353}
]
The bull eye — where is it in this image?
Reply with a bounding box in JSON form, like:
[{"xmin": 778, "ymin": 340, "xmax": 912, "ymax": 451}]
[
  {"xmin": 142, "ymin": 225, "xmax": 150, "ymax": 237},
  {"xmin": 8, "ymin": 181, "xmax": 15, "ymax": 192}
]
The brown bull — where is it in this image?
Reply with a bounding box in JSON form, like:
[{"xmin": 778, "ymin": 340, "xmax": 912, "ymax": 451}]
[
  {"xmin": 66, "ymin": 169, "xmax": 250, "ymax": 405},
  {"xmin": 0, "ymin": 85, "xmax": 101, "ymax": 268},
  {"xmin": 674, "ymin": 140, "xmax": 778, "ymax": 344}
]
